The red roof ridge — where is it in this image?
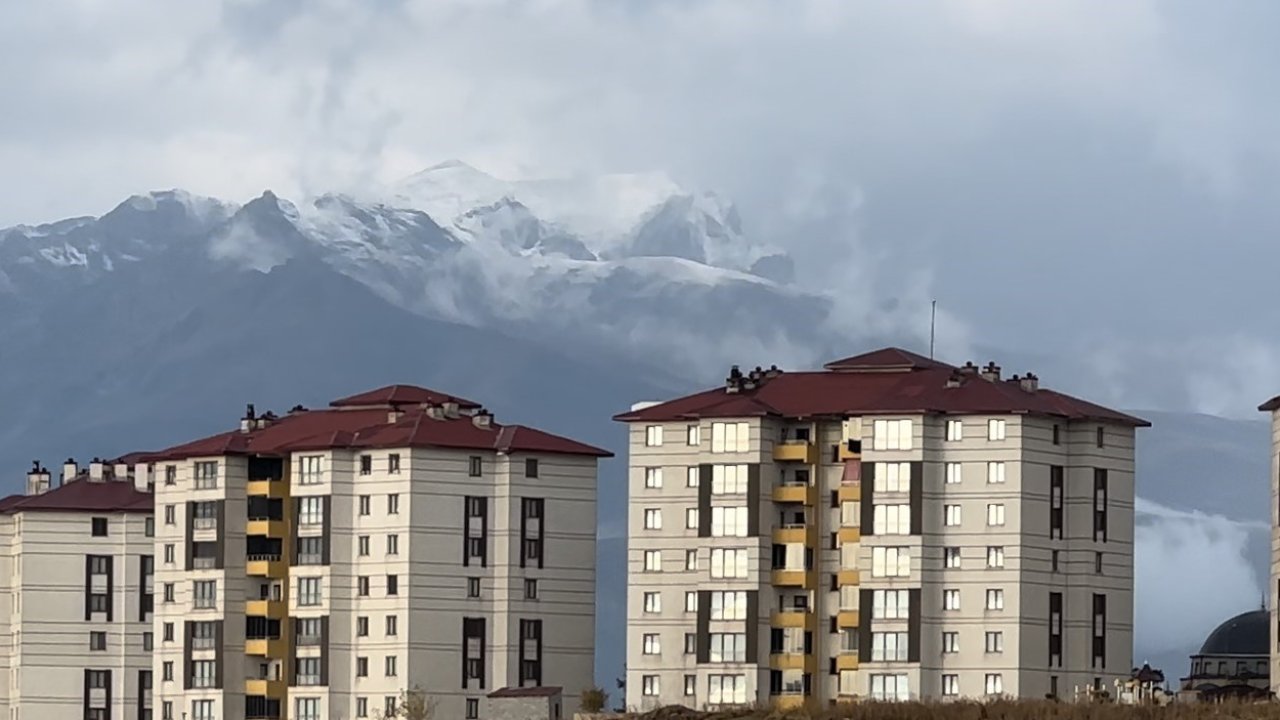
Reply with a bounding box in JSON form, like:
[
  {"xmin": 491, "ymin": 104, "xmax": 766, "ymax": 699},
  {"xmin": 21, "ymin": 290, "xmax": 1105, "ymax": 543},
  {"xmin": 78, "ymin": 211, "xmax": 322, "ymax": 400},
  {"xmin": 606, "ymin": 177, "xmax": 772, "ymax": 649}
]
[
  {"xmin": 824, "ymin": 346, "xmax": 954, "ymax": 372},
  {"xmin": 330, "ymin": 384, "xmax": 481, "ymax": 409}
]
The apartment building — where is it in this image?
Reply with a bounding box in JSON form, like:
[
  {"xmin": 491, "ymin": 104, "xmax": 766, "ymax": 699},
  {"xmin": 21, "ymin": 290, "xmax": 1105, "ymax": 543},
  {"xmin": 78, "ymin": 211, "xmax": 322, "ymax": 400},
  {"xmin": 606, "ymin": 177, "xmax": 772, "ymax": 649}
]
[
  {"xmin": 0, "ymin": 460, "xmax": 155, "ymax": 719},
  {"xmin": 1256, "ymin": 393, "xmax": 1280, "ymax": 698},
  {"xmin": 137, "ymin": 384, "xmax": 608, "ymax": 720},
  {"xmin": 616, "ymin": 348, "xmax": 1147, "ymax": 708}
]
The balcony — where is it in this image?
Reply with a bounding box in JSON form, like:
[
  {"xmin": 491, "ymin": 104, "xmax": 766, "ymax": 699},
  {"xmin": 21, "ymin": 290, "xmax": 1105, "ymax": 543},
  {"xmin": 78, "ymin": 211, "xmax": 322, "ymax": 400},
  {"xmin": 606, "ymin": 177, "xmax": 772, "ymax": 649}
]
[
  {"xmin": 836, "ymin": 610, "xmax": 860, "ymax": 628},
  {"xmin": 771, "ymin": 609, "xmax": 815, "ymax": 630},
  {"xmin": 770, "ymin": 653, "xmax": 816, "ymax": 673},
  {"xmin": 837, "ymin": 527, "xmax": 861, "ymax": 544},
  {"xmin": 771, "ymin": 482, "xmax": 813, "ymax": 505},
  {"xmin": 244, "ymin": 678, "xmax": 287, "ymax": 698},
  {"xmin": 773, "ymin": 440, "xmax": 818, "ymax": 464},
  {"xmin": 837, "ymin": 482, "xmax": 861, "ymax": 503},
  {"xmin": 247, "ymin": 479, "xmax": 288, "ymax": 499},
  {"xmin": 835, "ymin": 654, "xmax": 859, "ymax": 672},
  {"xmin": 246, "ymin": 519, "xmax": 286, "ymax": 538},
  {"xmin": 837, "ymin": 439, "xmax": 862, "ymax": 461},
  {"xmin": 246, "ymin": 554, "xmax": 286, "ymax": 578},
  {"xmin": 772, "ymin": 523, "xmax": 813, "ymax": 545},
  {"xmin": 245, "ymin": 599, "xmax": 287, "ymax": 619},
  {"xmin": 771, "ymin": 569, "xmax": 814, "ymax": 589},
  {"xmin": 245, "ymin": 637, "xmax": 286, "ymax": 657},
  {"xmin": 837, "ymin": 569, "xmax": 860, "ymax": 587}
]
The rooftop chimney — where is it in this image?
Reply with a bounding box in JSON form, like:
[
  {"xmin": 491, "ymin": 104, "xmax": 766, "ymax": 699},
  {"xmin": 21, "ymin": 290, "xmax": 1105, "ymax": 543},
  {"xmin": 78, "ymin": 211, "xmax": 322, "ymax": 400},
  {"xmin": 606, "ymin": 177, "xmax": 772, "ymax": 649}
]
[
  {"xmin": 62, "ymin": 458, "xmax": 78, "ymax": 485},
  {"xmin": 387, "ymin": 405, "xmax": 404, "ymax": 424},
  {"xmin": 442, "ymin": 402, "xmax": 460, "ymax": 419},
  {"xmin": 959, "ymin": 361, "xmax": 979, "ymax": 375},
  {"xmin": 256, "ymin": 410, "xmax": 278, "ymax": 429},
  {"xmin": 25, "ymin": 461, "xmax": 50, "ymax": 496},
  {"xmin": 725, "ymin": 365, "xmax": 744, "ymax": 393},
  {"xmin": 241, "ymin": 403, "xmax": 257, "ymax": 433},
  {"xmin": 425, "ymin": 405, "xmax": 445, "ymax": 421},
  {"xmin": 1020, "ymin": 372, "xmax": 1039, "ymax": 393},
  {"xmin": 114, "ymin": 462, "xmax": 131, "ymax": 482},
  {"xmin": 472, "ymin": 410, "xmax": 492, "ymax": 429},
  {"xmin": 289, "ymin": 404, "xmax": 308, "ymax": 414},
  {"xmin": 89, "ymin": 457, "xmax": 106, "ymax": 482},
  {"xmin": 945, "ymin": 371, "xmax": 964, "ymax": 389},
  {"xmin": 980, "ymin": 361, "xmax": 1001, "ymax": 382}
]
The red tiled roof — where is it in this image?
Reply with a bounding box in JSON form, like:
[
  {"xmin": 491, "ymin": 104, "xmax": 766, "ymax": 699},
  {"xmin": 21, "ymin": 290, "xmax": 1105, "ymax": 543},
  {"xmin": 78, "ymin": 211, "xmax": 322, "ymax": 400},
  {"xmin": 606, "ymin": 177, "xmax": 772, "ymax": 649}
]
[
  {"xmin": 614, "ymin": 346, "xmax": 1149, "ymax": 427},
  {"xmin": 140, "ymin": 387, "xmax": 611, "ymax": 462},
  {"xmin": 0, "ymin": 479, "xmax": 153, "ymax": 515},
  {"xmin": 487, "ymin": 686, "xmax": 563, "ymax": 698},
  {"xmin": 330, "ymin": 384, "xmax": 481, "ymax": 409}
]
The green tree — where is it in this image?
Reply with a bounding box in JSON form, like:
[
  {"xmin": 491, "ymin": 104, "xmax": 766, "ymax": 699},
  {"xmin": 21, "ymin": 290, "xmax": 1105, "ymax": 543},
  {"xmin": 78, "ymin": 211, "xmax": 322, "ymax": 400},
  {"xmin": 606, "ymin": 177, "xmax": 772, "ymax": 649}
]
[{"xmin": 580, "ymin": 687, "xmax": 608, "ymax": 713}]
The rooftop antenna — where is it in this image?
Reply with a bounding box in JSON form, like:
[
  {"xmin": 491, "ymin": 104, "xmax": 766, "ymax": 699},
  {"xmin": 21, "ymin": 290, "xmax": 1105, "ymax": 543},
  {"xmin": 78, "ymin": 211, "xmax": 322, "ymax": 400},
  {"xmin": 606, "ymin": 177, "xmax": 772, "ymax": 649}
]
[{"xmin": 929, "ymin": 300, "xmax": 937, "ymax": 359}]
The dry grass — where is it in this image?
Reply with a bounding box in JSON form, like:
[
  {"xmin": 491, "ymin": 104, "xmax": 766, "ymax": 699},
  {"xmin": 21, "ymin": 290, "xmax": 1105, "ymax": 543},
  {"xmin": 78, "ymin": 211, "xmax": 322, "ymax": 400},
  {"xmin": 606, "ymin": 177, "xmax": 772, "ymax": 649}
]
[{"xmin": 619, "ymin": 700, "xmax": 1277, "ymax": 720}]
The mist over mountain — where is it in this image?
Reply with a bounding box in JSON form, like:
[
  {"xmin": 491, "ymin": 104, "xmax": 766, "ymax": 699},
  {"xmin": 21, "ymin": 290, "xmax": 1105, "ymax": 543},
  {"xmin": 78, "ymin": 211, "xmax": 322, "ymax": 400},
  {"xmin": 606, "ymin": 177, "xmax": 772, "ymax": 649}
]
[{"xmin": 0, "ymin": 166, "xmax": 1268, "ymax": 688}]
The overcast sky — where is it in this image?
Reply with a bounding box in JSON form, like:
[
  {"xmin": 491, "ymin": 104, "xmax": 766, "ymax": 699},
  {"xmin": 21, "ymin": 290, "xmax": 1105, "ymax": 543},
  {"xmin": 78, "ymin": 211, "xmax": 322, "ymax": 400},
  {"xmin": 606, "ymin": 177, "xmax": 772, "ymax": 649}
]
[{"xmin": 4, "ymin": 0, "xmax": 1280, "ymax": 415}]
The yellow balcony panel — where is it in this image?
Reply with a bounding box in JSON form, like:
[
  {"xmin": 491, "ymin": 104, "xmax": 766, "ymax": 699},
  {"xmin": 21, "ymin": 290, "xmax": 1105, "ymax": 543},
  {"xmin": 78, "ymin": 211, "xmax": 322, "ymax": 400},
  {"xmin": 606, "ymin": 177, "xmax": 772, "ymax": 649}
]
[
  {"xmin": 837, "ymin": 483, "xmax": 861, "ymax": 503},
  {"xmin": 835, "ymin": 654, "xmax": 859, "ymax": 672},
  {"xmin": 246, "ymin": 519, "xmax": 287, "ymax": 538},
  {"xmin": 244, "ymin": 678, "xmax": 287, "ymax": 698},
  {"xmin": 771, "ymin": 483, "xmax": 813, "ymax": 505},
  {"xmin": 771, "ymin": 610, "xmax": 815, "ymax": 630},
  {"xmin": 770, "ymin": 653, "xmax": 817, "ymax": 673},
  {"xmin": 837, "ymin": 442, "xmax": 861, "ymax": 462},
  {"xmin": 246, "ymin": 557, "xmax": 287, "ymax": 578},
  {"xmin": 246, "ymin": 479, "xmax": 288, "ymax": 498},
  {"xmin": 837, "ymin": 569, "xmax": 860, "ymax": 587},
  {"xmin": 836, "ymin": 610, "xmax": 860, "ymax": 628},
  {"xmin": 838, "ymin": 527, "xmax": 861, "ymax": 544},
  {"xmin": 771, "ymin": 569, "xmax": 815, "ymax": 589},
  {"xmin": 772, "ymin": 525, "xmax": 813, "ymax": 545},
  {"xmin": 245, "ymin": 637, "xmax": 286, "ymax": 657},
  {"xmin": 245, "ymin": 599, "xmax": 287, "ymax": 619},
  {"xmin": 773, "ymin": 441, "xmax": 818, "ymax": 464},
  {"xmin": 774, "ymin": 696, "xmax": 805, "ymax": 710}
]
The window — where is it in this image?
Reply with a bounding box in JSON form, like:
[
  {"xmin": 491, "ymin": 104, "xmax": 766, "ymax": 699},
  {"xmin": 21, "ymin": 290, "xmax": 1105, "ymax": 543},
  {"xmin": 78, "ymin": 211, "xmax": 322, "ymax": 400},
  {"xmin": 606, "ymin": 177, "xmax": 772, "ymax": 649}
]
[
  {"xmin": 192, "ymin": 699, "xmax": 216, "ymax": 720},
  {"xmin": 1052, "ymin": 549, "xmax": 1060, "ymax": 572},
  {"xmin": 164, "ymin": 504, "xmax": 175, "ymax": 525},
  {"xmin": 985, "ymin": 673, "xmax": 1004, "ymax": 696},
  {"xmin": 1052, "ymin": 424, "xmax": 1061, "ymax": 445},
  {"xmin": 871, "ymin": 631, "xmax": 909, "ymax": 661},
  {"xmin": 710, "ymin": 506, "xmax": 748, "ymax": 537},
  {"xmin": 869, "ymin": 673, "xmax": 909, "ymax": 701},
  {"xmin": 194, "ymin": 461, "xmax": 218, "ymax": 489},
  {"xmin": 943, "ymin": 589, "xmax": 960, "ymax": 611},
  {"xmin": 164, "ymin": 466, "xmax": 177, "ymax": 485},
  {"xmin": 89, "ymin": 631, "xmax": 106, "ymax": 651},
  {"xmin": 357, "ymin": 617, "xmax": 369, "ymax": 637},
  {"xmin": 945, "ymin": 419, "xmax": 963, "ymax": 441},
  {"xmin": 384, "ymin": 698, "xmax": 397, "ymax": 717},
  {"xmin": 359, "ymin": 495, "xmax": 371, "ymax": 515},
  {"xmin": 359, "ymin": 454, "xmax": 372, "ymax": 475},
  {"xmin": 987, "ymin": 547, "xmax": 1004, "ymax": 568},
  {"xmin": 299, "ymin": 497, "xmax": 324, "ymax": 525},
  {"xmin": 524, "ymin": 579, "xmax": 538, "ymax": 600},
  {"xmin": 685, "ymin": 508, "xmax": 698, "ymax": 529},
  {"xmin": 943, "ymin": 504, "xmax": 961, "ymax": 527},
  {"xmin": 388, "ymin": 454, "xmax": 400, "ymax": 474},
  {"xmin": 192, "ymin": 580, "xmax": 216, "ymax": 609},
  {"xmin": 525, "ymin": 458, "xmax": 539, "ymax": 478},
  {"xmin": 358, "ymin": 536, "xmax": 370, "ymax": 556},
  {"xmin": 1050, "ymin": 465, "xmax": 1064, "ymax": 539},
  {"xmin": 711, "ymin": 464, "xmax": 749, "ymax": 495},
  {"xmin": 297, "ymin": 658, "xmax": 322, "ymax": 685},
  {"xmin": 465, "ymin": 699, "xmax": 479, "ymax": 719},
  {"xmin": 944, "ymin": 462, "xmax": 961, "ymax": 484},
  {"xmin": 163, "ymin": 584, "xmax": 174, "ymax": 603},
  {"xmin": 1096, "ymin": 426, "xmax": 1105, "ymax": 448},
  {"xmin": 91, "ymin": 517, "xmax": 108, "ymax": 536},
  {"xmin": 643, "ymin": 634, "xmax": 661, "ymax": 655},
  {"xmin": 387, "ymin": 494, "xmax": 399, "ymax": 514},
  {"xmin": 872, "ymin": 590, "xmax": 909, "ymax": 620},
  {"xmin": 644, "ymin": 468, "xmax": 663, "ymax": 488},
  {"xmin": 944, "ymin": 547, "xmax": 961, "ymax": 568},
  {"xmin": 643, "ymin": 592, "xmax": 661, "ymax": 613},
  {"xmin": 164, "ymin": 544, "xmax": 174, "ymax": 564},
  {"xmin": 143, "ymin": 631, "xmax": 153, "ymax": 651},
  {"xmin": 643, "ymin": 550, "xmax": 662, "ymax": 572},
  {"xmin": 386, "ymin": 575, "xmax": 398, "ymax": 596},
  {"xmin": 871, "ymin": 547, "xmax": 910, "ymax": 578},
  {"xmin": 710, "ymin": 548, "xmax": 748, "ymax": 579},
  {"xmin": 710, "ymin": 421, "xmax": 750, "ymax": 453},
  {"xmin": 387, "ymin": 534, "xmax": 399, "ymax": 556},
  {"xmin": 710, "ymin": 591, "xmax": 747, "ymax": 620},
  {"xmin": 358, "ymin": 576, "xmax": 371, "ymax": 596},
  {"xmin": 987, "ymin": 503, "xmax": 1005, "ymax": 526},
  {"xmin": 297, "ymin": 577, "xmax": 322, "ymax": 606},
  {"xmin": 299, "ymin": 455, "xmax": 323, "ymax": 484},
  {"xmin": 987, "ymin": 461, "xmax": 1006, "ymax": 484},
  {"xmin": 1095, "ymin": 552, "xmax": 1104, "ymax": 574},
  {"xmin": 709, "ymin": 633, "xmax": 746, "ymax": 662},
  {"xmin": 942, "ymin": 674, "xmax": 959, "ymax": 696},
  {"xmin": 941, "ymin": 632, "xmax": 959, "ymax": 653},
  {"xmin": 985, "ymin": 631, "xmax": 1003, "ymax": 653},
  {"xmin": 191, "ymin": 660, "xmax": 216, "ymax": 688},
  {"xmin": 385, "ymin": 655, "xmax": 397, "ymax": 677},
  {"xmin": 295, "ymin": 698, "xmax": 320, "ymax": 720},
  {"xmin": 872, "ymin": 419, "xmax": 913, "ymax": 450},
  {"xmin": 987, "ymin": 419, "xmax": 1007, "ymax": 440},
  {"xmin": 873, "ymin": 504, "xmax": 910, "ymax": 535},
  {"xmin": 685, "ymin": 592, "xmax": 697, "ymax": 612},
  {"xmin": 986, "ymin": 589, "xmax": 1004, "ymax": 610},
  {"xmin": 1094, "ymin": 469, "xmax": 1108, "ymax": 542},
  {"xmin": 469, "ymin": 456, "xmax": 482, "ymax": 477},
  {"xmin": 708, "ymin": 674, "xmax": 747, "ymax": 705},
  {"xmin": 687, "ymin": 424, "xmax": 700, "ymax": 446},
  {"xmin": 162, "ymin": 661, "xmax": 173, "ymax": 682},
  {"xmin": 144, "ymin": 517, "xmax": 154, "ymax": 537},
  {"xmin": 356, "ymin": 657, "xmax": 369, "ymax": 677},
  {"xmin": 383, "ymin": 615, "xmax": 397, "ymax": 637},
  {"xmin": 684, "ymin": 675, "xmax": 697, "ymax": 696},
  {"xmin": 642, "ymin": 675, "xmax": 660, "ymax": 696},
  {"xmin": 687, "ymin": 467, "xmax": 699, "ymax": 487},
  {"xmin": 873, "ymin": 462, "xmax": 911, "ymax": 492},
  {"xmin": 645, "ymin": 425, "xmax": 664, "ymax": 446},
  {"xmin": 684, "ymin": 634, "xmax": 696, "ymax": 654},
  {"xmin": 467, "ymin": 578, "xmax": 480, "ymax": 598},
  {"xmin": 644, "ymin": 509, "xmax": 662, "ymax": 530},
  {"xmin": 684, "ymin": 550, "xmax": 698, "ymax": 571}
]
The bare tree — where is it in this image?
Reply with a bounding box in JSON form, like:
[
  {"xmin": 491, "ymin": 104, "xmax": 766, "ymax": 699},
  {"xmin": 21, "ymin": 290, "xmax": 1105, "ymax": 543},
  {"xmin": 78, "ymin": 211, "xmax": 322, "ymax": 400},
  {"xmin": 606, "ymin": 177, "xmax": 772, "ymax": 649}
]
[
  {"xmin": 376, "ymin": 686, "xmax": 436, "ymax": 720},
  {"xmin": 580, "ymin": 687, "xmax": 608, "ymax": 713}
]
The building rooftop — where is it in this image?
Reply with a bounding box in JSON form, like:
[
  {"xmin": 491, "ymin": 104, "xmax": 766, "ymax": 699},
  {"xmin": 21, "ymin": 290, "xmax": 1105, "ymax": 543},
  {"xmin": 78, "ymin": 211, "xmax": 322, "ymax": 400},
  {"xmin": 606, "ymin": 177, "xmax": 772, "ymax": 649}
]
[
  {"xmin": 141, "ymin": 384, "xmax": 612, "ymax": 462},
  {"xmin": 1197, "ymin": 609, "xmax": 1269, "ymax": 656},
  {"xmin": 487, "ymin": 686, "xmax": 563, "ymax": 698},
  {"xmin": 614, "ymin": 346, "xmax": 1149, "ymax": 427},
  {"xmin": 0, "ymin": 478, "xmax": 152, "ymax": 515}
]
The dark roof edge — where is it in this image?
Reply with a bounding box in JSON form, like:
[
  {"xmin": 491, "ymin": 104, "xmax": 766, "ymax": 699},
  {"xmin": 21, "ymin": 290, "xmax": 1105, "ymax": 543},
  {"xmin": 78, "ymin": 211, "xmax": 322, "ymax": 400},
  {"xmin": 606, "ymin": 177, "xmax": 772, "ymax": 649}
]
[
  {"xmin": 1258, "ymin": 395, "xmax": 1280, "ymax": 412},
  {"xmin": 617, "ymin": 405, "xmax": 1150, "ymax": 427}
]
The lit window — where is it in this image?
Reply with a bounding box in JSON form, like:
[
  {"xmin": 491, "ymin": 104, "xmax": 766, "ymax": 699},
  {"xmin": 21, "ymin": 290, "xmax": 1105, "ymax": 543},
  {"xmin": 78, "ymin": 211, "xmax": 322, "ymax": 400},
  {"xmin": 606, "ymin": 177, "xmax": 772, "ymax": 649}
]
[
  {"xmin": 642, "ymin": 634, "xmax": 661, "ymax": 655},
  {"xmin": 873, "ymin": 462, "xmax": 912, "ymax": 492},
  {"xmin": 710, "ymin": 465, "xmax": 749, "ymax": 494},
  {"xmin": 873, "ymin": 504, "xmax": 910, "ymax": 535},
  {"xmin": 644, "ymin": 468, "xmax": 663, "ymax": 488},
  {"xmin": 643, "ymin": 509, "xmax": 662, "ymax": 530},
  {"xmin": 710, "ymin": 548, "xmax": 748, "ymax": 579},
  {"xmin": 645, "ymin": 426, "xmax": 663, "ymax": 447},
  {"xmin": 943, "ymin": 589, "xmax": 960, "ymax": 611},
  {"xmin": 945, "ymin": 420, "xmax": 963, "ymax": 442},
  {"xmin": 687, "ymin": 467, "xmax": 699, "ymax": 487},
  {"xmin": 686, "ymin": 425, "xmax": 701, "ymax": 446},
  {"xmin": 941, "ymin": 632, "xmax": 959, "ymax": 653},
  {"xmin": 944, "ymin": 547, "xmax": 961, "ymax": 568},
  {"xmin": 985, "ymin": 673, "xmax": 1003, "ymax": 696},
  {"xmin": 944, "ymin": 504, "xmax": 962, "ymax": 527},
  {"xmin": 643, "ymin": 550, "xmax": 662, "ymax": 572},
  {"xmin": 643, "ymin": 592, "xmax": 661, "ymax": 613},
  {"xmin": 685, "ymin": 508, "xmax": 698, "ymax": 529},
  {"xmin": 709, "ymin": 591, "xmax": 748, "ymax": 621},
  {"xmin": 941, "ymin": 674, "xmax": 959, "ymax": 696},
  {"xmin": 985, "ymin": 589, "xmax": 1004, "ymax": 610},
  {"xmin": 987, "ymin": 547, "xmax": 1005, "ymax": 568},
  {"xmin": 987, "ymin": 504, "xmax": 1005, "ymax": 526},
  {"xmin": 710, "ymin": 506, "xmax": 748, "ymax": 537},
  {"xmin": 872, "ymin": 419, "xmax": 913, "ymax": 450},
  {"xmin": 642, "ymin": 676, "xmax": 660, "ymax": 696},
  {"xmin": 985, "ymin": 631, "xmax": 1003, "ymax": 653},
  {"xmin": 869, "ymin": 673, "xmax": 909, "ymax": 701},
  {"xmin": 871, "ymin": 547, "xmax": 910, "ymax": 578},
  {"xmin": 710, "ymin": 422, "xmax": 750, "ymax": 453},
  {"xmin": 987, "ymin": 462, "xmax": 1006, "ymax": 484},
  {"xmin": 987, "ymin": 419, "xmax": 1007, "ymax": 441},
  {"xmin": 871, "ymin": 590, "xmax": 909, "ymax": 619},
  {"xmin": 944, "ymin": 462, "xmax": 962, "ymax": 484}
]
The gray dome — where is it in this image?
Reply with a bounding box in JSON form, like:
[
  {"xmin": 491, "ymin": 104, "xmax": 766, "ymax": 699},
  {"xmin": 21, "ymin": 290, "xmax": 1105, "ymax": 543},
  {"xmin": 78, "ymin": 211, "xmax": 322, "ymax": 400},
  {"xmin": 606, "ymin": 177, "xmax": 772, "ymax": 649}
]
[{"xmin": 1199, "ymin": 610, "xmax": 1269, "ymax": 656}]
